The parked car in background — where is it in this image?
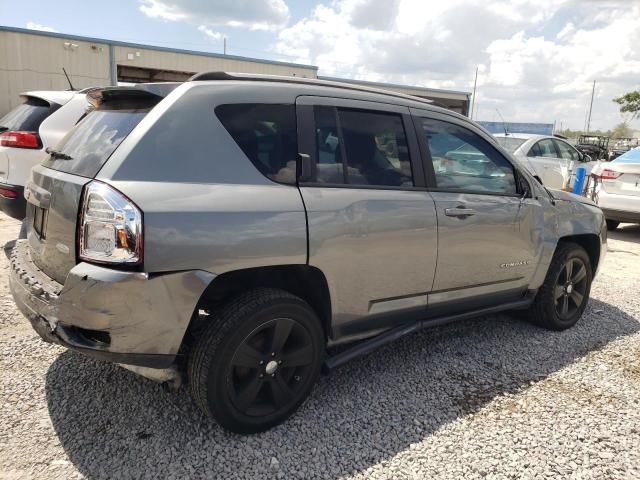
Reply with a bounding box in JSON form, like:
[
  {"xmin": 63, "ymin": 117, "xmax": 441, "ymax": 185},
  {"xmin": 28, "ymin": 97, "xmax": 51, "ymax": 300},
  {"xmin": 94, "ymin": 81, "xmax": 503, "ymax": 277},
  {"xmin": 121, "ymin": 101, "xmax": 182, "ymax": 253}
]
[
  {"xmin": 494, "ymin": 133, "xmax": 597, "ymax": 190},
  {"xmin": 9, "ymin": 74, "xmax": 606, "ymax": 434},
  {"xmin": 591, "ymin": 147, "xmax": 640, "ymax": 229},
  {"xmin": 0, "ymin": 90, "xmax": 90, "ymax": 219}
]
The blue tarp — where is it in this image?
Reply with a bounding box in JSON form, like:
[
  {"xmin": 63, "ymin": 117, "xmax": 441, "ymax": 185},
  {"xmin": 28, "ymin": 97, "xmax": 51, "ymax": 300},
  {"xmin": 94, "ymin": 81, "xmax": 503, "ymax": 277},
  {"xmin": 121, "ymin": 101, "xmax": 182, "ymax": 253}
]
[{"xmin": 477, "ymin": 121, "xmax": 554, "ymax": 136}]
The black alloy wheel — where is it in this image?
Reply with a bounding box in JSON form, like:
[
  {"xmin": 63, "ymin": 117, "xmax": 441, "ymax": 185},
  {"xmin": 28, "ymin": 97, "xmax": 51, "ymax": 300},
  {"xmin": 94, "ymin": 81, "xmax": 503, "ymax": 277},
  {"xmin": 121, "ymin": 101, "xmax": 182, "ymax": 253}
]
[
  {"xmin": 528, "ymin": 242, "xmax": 593, "ymax": 331},
  {"xmin": 554, "ymin": 257, "xmax": 588, "ymax": 320},
  {"xmin": 188, "ymin": 288, "xmax": 325, "ymax": 434},
  {"xmin": 228, "ymin": 317, "xmax": 315, "ymax": 417}
]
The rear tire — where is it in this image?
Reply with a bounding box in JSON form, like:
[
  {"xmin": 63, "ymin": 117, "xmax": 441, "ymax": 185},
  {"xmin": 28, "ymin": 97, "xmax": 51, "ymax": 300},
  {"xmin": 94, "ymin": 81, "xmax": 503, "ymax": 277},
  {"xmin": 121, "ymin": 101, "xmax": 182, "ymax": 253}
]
[
  {"xmin": 188, "ymin": 288, "xmax": 325, "ymax": 434},
  {"xmin": 529, "ymin": 242, "xmax": 592, "ymax": 331},
  {"xmin": 606, "ymin": 220, "xmax": 620, "ymax": 231}
]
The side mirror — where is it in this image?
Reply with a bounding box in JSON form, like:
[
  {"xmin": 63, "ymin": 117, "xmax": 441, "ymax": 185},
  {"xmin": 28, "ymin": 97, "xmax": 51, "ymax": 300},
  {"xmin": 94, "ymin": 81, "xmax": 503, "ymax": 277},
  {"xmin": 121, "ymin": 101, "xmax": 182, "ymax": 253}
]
[{"xmin": 583, "ymin": 154, "xmax": 592, "ymax": 163}]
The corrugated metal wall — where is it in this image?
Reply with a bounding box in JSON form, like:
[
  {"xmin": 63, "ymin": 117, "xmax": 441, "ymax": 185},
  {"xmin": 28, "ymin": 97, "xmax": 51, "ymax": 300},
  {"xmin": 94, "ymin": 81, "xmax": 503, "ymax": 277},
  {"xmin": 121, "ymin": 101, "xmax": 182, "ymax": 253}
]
[
  {"xmin": 0, "ymin": 31, "xmax": 110, "ymax": 114},
  {"xmin": 0, "ymin": 29, "xmax": 317, "ymax": 116},
  {"xmin": 112, "ymin": 46, "xmax": 315, "ymax": 79}
]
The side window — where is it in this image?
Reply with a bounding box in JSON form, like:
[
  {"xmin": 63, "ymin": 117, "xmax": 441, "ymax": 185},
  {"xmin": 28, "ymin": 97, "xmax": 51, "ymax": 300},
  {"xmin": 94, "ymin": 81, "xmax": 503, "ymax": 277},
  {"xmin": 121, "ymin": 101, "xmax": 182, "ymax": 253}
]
[
  {"xmin": 528, "ymin": 142, "xmax": 541, "ymax": 157},
  {"xmin": 312, "ymin": 106, "xmax": 413, "ymax": 187},
  {"xmin": 215, "ymin": 104, "xmax": 297, "ymax": 184},
  {"xmin": 535, "ymin": 139, "xmax": 559, "ymax": 158},
  {"xmin": 314, "ymin": 106, "xmax": 345, "ymax": 184},
  {"xmin": 338, "ymin": 109, "xmax": 413, "ymax": 187},
  {"xmin": 554, "ymin": 140, "xmax": 578, "ymax": 161},
  {"xmin": 421, "ymin": 118, "xmax": 517, "ymax": 194}
]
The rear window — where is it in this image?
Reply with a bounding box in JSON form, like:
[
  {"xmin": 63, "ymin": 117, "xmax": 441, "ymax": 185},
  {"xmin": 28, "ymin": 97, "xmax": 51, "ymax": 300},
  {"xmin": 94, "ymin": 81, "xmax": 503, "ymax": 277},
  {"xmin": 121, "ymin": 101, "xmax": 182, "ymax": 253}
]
[
  {"xmin": 613, "ymin": 148, "xmax": 640, "ymax": 164},
  {"xmin": 0, "ymin": 97, "xmax": 58, "ymax": 132},
  {"xmin": 42, "ymin": 108, "xmax": 149, "ymax": 178},
  {"xmin": 495, "ymin": 136, "xmax": 526, "ymax": 153},
  {"xmin": 215, "ymin": 104, "xmax": 297, "ymax": 184}
]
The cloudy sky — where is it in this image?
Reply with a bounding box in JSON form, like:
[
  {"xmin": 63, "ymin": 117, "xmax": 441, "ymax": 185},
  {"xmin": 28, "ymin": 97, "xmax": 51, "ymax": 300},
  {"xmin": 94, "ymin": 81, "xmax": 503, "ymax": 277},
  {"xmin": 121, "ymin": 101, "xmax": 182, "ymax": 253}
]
[{"xmin": 5, "ymin": 0, "xmax": 640, "ymax": 130}]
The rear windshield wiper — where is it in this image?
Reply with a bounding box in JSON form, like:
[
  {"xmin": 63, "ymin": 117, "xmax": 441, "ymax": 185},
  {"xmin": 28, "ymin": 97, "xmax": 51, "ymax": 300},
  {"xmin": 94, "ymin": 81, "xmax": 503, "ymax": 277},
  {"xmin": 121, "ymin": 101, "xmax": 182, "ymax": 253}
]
[{"xmin": 45, "ymin": 147, "xmax": 73, "ymax": 160}]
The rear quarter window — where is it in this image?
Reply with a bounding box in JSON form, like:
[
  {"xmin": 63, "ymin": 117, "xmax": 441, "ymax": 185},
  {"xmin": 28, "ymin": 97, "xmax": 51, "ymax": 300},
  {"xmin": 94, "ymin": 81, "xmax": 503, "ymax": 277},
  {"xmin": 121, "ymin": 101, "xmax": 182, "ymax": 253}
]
[
  {"xmin": 0, "ymin": 97, "xmax": 59, "ymax": 132},
  {"xmin": 215, "ymin": 104, "xmax": 298, "ymax": 184},
  {"xmin": 42, "ymin": 108, "xmax": 149, "ymax": 178}
]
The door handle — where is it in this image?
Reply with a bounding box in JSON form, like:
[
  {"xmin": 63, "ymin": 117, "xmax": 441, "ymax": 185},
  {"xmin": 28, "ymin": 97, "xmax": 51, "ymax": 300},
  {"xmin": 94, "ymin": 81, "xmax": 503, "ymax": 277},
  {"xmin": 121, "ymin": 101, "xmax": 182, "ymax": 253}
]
[{"xmin": 444, "ymin": 207, "xmax": 476, "ymax": 218}]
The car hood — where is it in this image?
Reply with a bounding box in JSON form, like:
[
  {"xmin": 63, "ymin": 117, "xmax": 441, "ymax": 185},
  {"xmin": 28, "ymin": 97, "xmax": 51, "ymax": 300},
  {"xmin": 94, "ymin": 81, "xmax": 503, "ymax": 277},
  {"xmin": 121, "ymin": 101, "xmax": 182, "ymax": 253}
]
[{"xmin": 548, "ymin": 188, "xmax": 597, "ymax": 207}]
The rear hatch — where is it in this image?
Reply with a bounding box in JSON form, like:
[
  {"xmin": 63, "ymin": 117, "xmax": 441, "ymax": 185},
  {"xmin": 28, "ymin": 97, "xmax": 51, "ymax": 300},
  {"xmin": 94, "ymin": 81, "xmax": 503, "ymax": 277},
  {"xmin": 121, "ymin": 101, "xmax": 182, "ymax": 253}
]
[
  {"xmin": 0, "ymin": 94, "xmax": 66, "ymax": 183},
  {"xmin": 25, "ymin": 85, "xmax": 175, "ymax": 284}
]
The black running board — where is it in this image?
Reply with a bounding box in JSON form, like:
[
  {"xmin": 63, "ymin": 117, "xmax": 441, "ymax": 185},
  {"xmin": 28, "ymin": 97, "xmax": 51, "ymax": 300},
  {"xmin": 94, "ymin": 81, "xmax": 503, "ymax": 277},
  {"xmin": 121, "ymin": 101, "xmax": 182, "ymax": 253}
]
[{"xmin": 324, "ymin": 297, "xmax": 533, "ymax": 370}]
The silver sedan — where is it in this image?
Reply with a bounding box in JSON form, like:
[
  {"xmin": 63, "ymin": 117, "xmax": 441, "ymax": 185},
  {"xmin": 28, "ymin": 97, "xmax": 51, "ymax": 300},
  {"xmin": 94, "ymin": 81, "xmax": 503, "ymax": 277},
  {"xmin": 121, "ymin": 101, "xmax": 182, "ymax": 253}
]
[{"xmin": 494, "ymin": 133, "xmax": 597, "ymax": 190}]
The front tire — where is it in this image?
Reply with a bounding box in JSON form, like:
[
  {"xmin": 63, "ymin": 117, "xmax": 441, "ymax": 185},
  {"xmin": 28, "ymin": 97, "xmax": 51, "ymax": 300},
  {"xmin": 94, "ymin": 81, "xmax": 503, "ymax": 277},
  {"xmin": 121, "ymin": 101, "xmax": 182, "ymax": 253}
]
[
  {"xmin": 18, "ymin": 219, "xmax": 27, "ymax": 239},
  {"xmin": 606, "ymin": 220, "xmax": 620, "ymax": 231},
  {"xmin": 188, "ymin": 288, "xmax": 325, "ymax": 434},
  {"xmin": 529, "ymin": 242, "xmax": 592, "ymax": 331}
]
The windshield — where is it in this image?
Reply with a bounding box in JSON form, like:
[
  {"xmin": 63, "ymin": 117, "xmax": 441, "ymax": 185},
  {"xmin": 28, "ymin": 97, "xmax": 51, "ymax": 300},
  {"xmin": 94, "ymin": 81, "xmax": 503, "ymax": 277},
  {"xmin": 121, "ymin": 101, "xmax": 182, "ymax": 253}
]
[
  {"xmin": 0, "ymin": 97, "xmax": 58, "ymax": 132},
  {"xmin": 613, "ymin": 148, "xmax": 640, "ymax": 164},
  {"xmin": 495, "ymin": 136, "xmax": 526, "ymax": 153},
  {"xmin": 42, "ymin": 108, "xmax": 149, "ymax": 177}
]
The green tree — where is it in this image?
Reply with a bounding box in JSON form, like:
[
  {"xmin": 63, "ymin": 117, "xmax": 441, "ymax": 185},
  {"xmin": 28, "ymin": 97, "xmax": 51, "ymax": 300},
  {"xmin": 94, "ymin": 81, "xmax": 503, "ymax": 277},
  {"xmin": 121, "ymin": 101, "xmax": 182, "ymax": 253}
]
[
  {"xmin": 613, "ymin": 91, "xmax": 640, "ymax": 119},
  {"xmin": 611, "ymin": 121, "xmax": 632, "ymax": 139}
]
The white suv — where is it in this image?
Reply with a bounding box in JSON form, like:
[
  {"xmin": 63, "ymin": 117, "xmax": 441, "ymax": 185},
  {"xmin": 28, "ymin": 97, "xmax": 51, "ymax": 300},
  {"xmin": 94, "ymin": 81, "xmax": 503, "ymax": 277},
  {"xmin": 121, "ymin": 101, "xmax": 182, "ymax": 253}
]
[{"xmin": 0, "ymin": 90, "xmax": 90, "ymax": 219}]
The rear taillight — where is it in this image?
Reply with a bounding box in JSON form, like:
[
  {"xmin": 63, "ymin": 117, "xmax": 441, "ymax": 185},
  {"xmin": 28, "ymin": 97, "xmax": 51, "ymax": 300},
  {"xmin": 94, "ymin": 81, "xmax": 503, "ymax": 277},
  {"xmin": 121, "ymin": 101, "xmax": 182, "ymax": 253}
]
[
  {"xmin": 0, "ymin": 187, "xmax": 17, "ymax": 199},
  {"xmin": 0, "ymin": 131, "xmax": 41, "ymax": 149},
  {"xmin": 597, "ymin": 169, "xmax": 622, "ymax": 180},
  {"xmin": 79, "ymin": 181, "xmax": 143, "ymax": 265}
]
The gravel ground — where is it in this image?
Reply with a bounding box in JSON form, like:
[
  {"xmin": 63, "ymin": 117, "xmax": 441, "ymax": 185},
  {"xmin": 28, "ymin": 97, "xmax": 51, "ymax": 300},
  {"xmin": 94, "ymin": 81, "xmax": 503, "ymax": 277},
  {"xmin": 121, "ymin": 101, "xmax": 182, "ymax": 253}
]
[{"xmin": 1, "ymin": 211, "xmax": 639, "ymax": 480}]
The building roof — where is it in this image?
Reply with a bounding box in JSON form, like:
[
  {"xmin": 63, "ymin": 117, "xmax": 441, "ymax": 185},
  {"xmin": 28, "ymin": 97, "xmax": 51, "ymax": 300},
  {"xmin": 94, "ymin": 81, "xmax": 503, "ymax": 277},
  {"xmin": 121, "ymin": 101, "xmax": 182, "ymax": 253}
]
[
  {"xmin": 1, "ymin": 25, "xmax": 471, "ymax": 101},
  {"xmin": 0, "ymin": 25, "xmax": 318, "ymax": 71}
]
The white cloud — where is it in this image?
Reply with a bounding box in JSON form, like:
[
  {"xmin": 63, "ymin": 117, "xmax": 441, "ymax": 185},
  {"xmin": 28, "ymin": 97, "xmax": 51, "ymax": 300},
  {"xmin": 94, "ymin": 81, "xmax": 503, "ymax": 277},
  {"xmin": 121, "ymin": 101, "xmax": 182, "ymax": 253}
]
[
  {"xmin": 139, "ymin": 0, "xmax": 289, "ymax": 30},
  {"xmin": 26, "ymin": 22, "xmax": 57, "ymax": 33},
  {"xmin": 139, "ymin": 0, "xmax": 187, "ymax": 21},
  {"xmin": 275, "ymin": 0, "xmax": 640, "ymax": 130},
  {"xmin": 198, "ymin": 25, "xmax": 222, "ymax": 41},
  {"xmin": 556, "ymin": 22, "xmax": 575, "ymax": 40}
]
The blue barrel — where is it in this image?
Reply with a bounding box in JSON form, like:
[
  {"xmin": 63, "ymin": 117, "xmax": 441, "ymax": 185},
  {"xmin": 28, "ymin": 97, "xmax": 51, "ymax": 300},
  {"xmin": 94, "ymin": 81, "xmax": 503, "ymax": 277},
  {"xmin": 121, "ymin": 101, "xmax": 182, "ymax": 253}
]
[{"xmin": 572, "ymin": 166, "xmax": 587, "ymax": 194}]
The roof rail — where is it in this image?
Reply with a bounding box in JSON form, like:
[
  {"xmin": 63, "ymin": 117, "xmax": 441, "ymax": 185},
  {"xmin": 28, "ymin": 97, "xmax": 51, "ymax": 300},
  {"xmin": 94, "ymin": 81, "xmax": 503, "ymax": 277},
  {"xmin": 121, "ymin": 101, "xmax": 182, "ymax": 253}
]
[{"xmin": 188, "ymin": 71, "xmax": 434, "ymax": 106}]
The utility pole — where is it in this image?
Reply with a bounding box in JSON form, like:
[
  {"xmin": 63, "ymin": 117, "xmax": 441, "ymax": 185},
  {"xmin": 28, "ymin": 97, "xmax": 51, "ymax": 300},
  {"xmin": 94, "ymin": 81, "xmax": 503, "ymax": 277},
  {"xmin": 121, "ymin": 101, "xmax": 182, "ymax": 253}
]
[
  {"xmin": 586, "ymin": 80, "xmax": 596, "ymax": 133},
  {"xmin": 470, "ymin": 66, "xmax": 478, "ymax": 120},
  {"xmin": 223, "ymin": 37, "xmax": 227, "ymax": 55}
]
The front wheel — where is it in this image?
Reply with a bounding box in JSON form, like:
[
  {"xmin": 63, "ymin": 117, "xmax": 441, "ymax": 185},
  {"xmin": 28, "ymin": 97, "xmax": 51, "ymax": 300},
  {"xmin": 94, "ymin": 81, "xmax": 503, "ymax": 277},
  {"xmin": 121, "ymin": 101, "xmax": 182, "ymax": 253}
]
[
  {"xmin": 188, "ymin": 288, "xmax": 325, "ymax": 434},
  {"xmin": 529, "ymin": 242, "xmax": 592, "ymax": 331},
  {"xmin": 606, "ymin": 220, "xmax": 620, "ymax": 231},
  {"xmin": 18, "ymin": 219, "xmax": 27, "ymax": 239}
]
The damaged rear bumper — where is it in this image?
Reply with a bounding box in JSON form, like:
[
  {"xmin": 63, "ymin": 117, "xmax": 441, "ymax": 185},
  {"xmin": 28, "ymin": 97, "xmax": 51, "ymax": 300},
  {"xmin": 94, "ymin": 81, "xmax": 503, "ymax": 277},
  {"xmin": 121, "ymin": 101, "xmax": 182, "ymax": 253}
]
[{"xmin": 9, "ymin": 240, "xmax": 214, "ymax": 368}]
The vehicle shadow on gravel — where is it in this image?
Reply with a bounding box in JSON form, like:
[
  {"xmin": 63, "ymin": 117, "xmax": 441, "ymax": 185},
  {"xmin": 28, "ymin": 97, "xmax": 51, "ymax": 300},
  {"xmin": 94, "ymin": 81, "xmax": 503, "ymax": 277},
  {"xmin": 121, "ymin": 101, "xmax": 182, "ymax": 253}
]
[
  {"xmin": 609, "ymin": 224, "xmax": 640, "ymax": 246},
  {"xmin": 45, "ymin": 299, "xmax": 639, "ymax": 479}
]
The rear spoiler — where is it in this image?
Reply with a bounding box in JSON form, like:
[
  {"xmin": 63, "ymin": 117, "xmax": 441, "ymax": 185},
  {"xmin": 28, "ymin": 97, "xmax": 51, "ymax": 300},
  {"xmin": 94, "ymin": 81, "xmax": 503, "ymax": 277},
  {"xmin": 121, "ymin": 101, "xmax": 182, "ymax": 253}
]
[{"xmin": 85, "ymin": 83, "xmax": 180, "ymax": 109}]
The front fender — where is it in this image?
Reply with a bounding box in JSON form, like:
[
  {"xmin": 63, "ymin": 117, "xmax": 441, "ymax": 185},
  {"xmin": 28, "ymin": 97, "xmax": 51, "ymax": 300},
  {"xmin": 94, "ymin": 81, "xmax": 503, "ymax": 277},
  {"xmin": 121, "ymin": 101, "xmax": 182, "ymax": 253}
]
[{"xmin": 528, "ymin": 197, "xmax": 605, "ymax": 289}]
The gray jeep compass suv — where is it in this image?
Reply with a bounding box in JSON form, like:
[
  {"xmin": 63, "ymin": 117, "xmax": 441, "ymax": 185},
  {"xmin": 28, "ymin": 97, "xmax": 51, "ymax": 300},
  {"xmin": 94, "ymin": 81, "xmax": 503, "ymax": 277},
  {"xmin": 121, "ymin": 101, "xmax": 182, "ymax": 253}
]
[{"xmin": 9, "ymin": 73, "xmax": 606, "ymax": 433}]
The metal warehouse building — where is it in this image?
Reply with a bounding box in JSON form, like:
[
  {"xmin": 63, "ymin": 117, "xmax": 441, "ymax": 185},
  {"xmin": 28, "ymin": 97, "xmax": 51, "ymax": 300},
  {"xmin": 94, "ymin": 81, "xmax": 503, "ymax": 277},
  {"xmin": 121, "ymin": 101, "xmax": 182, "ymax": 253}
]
[{"xmin": 0, "ymin": 26, "xmax": 470, "ymax": 116}]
